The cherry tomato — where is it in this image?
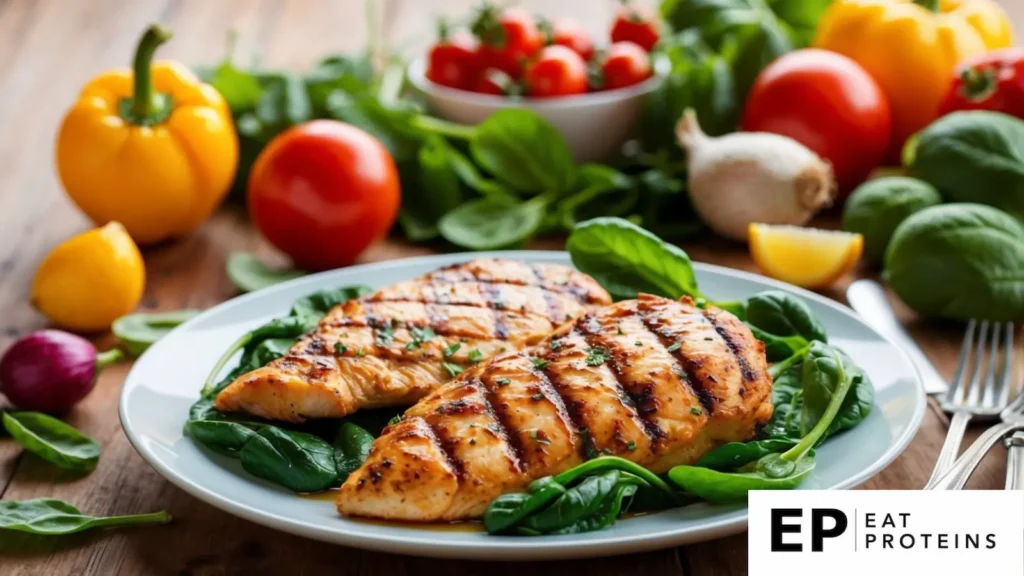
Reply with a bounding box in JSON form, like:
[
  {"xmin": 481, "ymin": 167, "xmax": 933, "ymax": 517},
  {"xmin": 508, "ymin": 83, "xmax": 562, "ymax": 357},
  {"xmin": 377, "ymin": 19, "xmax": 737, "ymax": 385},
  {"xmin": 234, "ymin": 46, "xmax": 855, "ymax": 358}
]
[
  {"xmin": 248, "ymin": 120, "xmax": 400, "ymax": 270},
  {"xmin": 426, "ymin": 31, "xmax": 480, "ymax": 90},
  {"xmin": 610, "ymin": 2, "xmax": 660, "ymax": 52},
  {"xmin": 524, "ymin": 45, "xmax": 588, "ymax": 98},
  {"xmin": 472, "ymin": 68, "xmax": 516, "ymax": 95},
  {"xmin": 600, "ymin": 41, "xmax": 652, "ymax": 90},
  {"xmin": 472, "ymin": 6, "xmax": 543, "ymax": 77},
  {"xmin": 741, "ymin": 49, "xmax": 892, "ymax": 197},
  {"xmin": 546, "ymin": 18, "xmax": 595, "ymax": 61}
]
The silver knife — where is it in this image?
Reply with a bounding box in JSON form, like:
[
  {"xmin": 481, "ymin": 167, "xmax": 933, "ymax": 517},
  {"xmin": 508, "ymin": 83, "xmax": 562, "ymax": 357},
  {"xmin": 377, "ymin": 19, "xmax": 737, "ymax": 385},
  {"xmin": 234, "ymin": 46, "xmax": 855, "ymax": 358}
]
[{"xmin": 846, "ymin": 279, "xmax": 947, "ymax": 395}]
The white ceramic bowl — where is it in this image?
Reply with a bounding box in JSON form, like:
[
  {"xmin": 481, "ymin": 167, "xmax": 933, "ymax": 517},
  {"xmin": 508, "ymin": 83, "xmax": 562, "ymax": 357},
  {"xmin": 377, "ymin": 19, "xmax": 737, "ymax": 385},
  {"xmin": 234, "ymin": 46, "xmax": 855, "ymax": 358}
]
[{"xmin": 407, "ymin": 56, "xmax": 666, "ymax": 162}]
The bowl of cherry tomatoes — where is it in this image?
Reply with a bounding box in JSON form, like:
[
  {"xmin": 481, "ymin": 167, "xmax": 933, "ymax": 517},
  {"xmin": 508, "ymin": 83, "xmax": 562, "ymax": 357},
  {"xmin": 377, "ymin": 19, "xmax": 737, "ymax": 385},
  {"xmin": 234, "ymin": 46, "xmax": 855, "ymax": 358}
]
[{"xmin": 408, "ymin": 3, "xmax": 665, "ymax": 162}]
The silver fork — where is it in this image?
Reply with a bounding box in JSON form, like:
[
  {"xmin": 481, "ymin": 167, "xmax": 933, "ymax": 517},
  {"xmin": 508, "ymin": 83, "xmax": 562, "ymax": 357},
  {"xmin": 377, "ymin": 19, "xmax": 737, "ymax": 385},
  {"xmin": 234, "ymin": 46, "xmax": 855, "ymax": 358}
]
[
  {"xmin": 924, "ymin": 320, "xmax": 1017, "ymax": 488},
  {"xmin": 929, "ymin": 321, "xmax": 1018, "ymax": 490}
]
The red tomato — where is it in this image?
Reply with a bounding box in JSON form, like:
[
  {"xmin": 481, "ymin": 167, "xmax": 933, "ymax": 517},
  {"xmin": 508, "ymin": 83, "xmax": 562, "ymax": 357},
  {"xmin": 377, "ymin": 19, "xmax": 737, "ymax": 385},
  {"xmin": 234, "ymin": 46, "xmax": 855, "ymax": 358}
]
[
  {"xmin": 525, "ymin": 45, "xmax": 588, "ymax": 98},
  {"xmin": 741, "ymin": 49, "xmax": 892, "ymax": 197},
  {"xmin": 473, "ymin": 6, "xmax": 543, "ymax": 77},
  {"xmin": 548, "ymin": 18, "xmax": 595, "ymax": 61},
  {"xmin": 600, "ymin": 41, "xmax": 652, "ymax": 90},
  {"xmin": 426, "ymin": 32, "xmax": 479, "ymax": 90},
  {"xmin": 610, "ymin": 2, "xmax": 660, "ymax": 52},
  {"xmin": 472, "ymin": 68, "xmax": 515, "ymax": 95},
  {"xmin": 248, "ymin": 121, "xmax": 400, "ymax": 270}
]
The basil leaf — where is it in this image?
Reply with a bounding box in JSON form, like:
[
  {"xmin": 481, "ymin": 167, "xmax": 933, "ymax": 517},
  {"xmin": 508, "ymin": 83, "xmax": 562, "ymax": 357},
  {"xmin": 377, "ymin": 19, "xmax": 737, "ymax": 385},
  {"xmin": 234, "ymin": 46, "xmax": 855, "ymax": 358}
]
[
  {"xmin": 240, "ymin": 427, "xmax": 339, "ymax": 492},
  {"xmin": 439, "ymin": 196, "xmax": 548, "ymax": 250},
  {"xmin": 226, "ymin": 253, "xmax": 306, "ymax": 293},
  {"xmin": 470, "ymin": 109, "xmax": 576, "ymax": 195},
  {"xmin": 0, "ymin": 499, "xmax": 170, "ymax": 535},
  {"xmin": 905, "ymin": 111, "xmax": 1024, "ymax": 219},
  {"xmin": 2, "ymin": 412, "xmax": 100, "ymax": 472},
  {"xmin": 566, "ymin": 217, "xmax": 703, "ymax": 301},
  {"xmin": 112, "ymin": 309, "xmax": 201, "ymax": 356}
]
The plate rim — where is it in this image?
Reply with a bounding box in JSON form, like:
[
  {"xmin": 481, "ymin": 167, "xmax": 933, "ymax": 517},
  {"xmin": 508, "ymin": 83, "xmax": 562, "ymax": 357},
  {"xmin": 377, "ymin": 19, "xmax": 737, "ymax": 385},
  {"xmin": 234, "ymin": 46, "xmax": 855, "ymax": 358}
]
[{"xmin": 119, "ymin": 250, "xmax": 926, "ymax": 560}]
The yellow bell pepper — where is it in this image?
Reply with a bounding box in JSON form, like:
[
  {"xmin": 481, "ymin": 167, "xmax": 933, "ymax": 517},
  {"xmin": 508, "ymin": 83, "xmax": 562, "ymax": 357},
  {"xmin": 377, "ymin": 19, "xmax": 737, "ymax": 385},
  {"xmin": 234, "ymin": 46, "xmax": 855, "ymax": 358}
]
[
  {"xmin": 814, "ymin": 0, "xmax": 1014, "ymax": 159},
  {"xmin": 56, "ymin": 25, "xmax": 238, "ymax": 245}
]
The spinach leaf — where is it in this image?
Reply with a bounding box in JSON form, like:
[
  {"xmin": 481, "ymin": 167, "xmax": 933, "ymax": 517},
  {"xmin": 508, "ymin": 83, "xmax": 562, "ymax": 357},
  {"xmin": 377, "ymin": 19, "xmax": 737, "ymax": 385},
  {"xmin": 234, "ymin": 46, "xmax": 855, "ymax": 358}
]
[
  {"xmin": 905, "ymin": 111, "xmax": 1024, "ymax": 219},
  {"xmin": 290, "ymin": 285, "xmax": 373, "ymax": 318},
  {"xmin": 399, "ymin": 136, "xmax": 466, "ymax": 241},
  {"xmin": 333, "ymin": 422, "xmax": 375, "ymax": 480},
  {"xmin": 746, "ymin": 324, "xmax": 808, "ymax": 363},
  {"xmin": 746, "ymin": 291, "xmax": 827, "ymax": 343},
  {"xmin": 226, "ymin": 253, "xmax": 306, "ymax": 293},
  {"xmin": 696, "ymin": 438, "xmax": 797, "ymax": 471},
  {"xmin": 112, "ymin": 309, "xmax": 201, "ymax": 357},
  {"xmin": 566, "ymin": 217, "xmax": 703, "ymax": 301},
  {"xmin": 0, "ymin": 499, "xmax": 170, "ymax": 535},
  {"xmin": 470, "ymin": 109, "xmax": 576, "ymax": 195},
  {"xmin": 841, "ymin": 177, "xmax": 942, "ymax": 265},
  {"xmin": 186, "ymin": 420, "xmax": 259, "ymax": 457},
  {"xmin": 439, "ymin": 196, "xmax": 548, "ymax": 250},
  {"xmin": 483, "ymin": 456, "xmax": 680, "ymax": 535},
  {"xmin": 240, "ymin": 427, "xmax": 339, "ymax": 492},
  {"xmin": 884, "ymin": 203, "xmax": 1024, "ymax": 322},
  {"xmin": 2, "ymin": 412, "xmax": 100, "ymax": 473},
  {"xmin": 669, "ymin": 348, "xmax": 853, "ymax": 502}
]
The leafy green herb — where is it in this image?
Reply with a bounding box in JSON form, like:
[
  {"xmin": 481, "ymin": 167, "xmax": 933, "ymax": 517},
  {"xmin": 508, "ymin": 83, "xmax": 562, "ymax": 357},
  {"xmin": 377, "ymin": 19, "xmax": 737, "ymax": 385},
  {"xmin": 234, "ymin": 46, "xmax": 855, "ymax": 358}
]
[
  {"xmin": 439, "ymin": 196, "xmax": 549, "ymax": 250},
  {"xmin": 531, "ymin": 393, "xmax": 544, "ymax": 401},
  {"xmin": 0, "ymin": 499, "xmax": 170, "ymax": 535},
  {"xmin": 334, "ymin": 342, "xmax": 347, "ymax": 356},
  {"xmin": 745, "ymin": 291, "xmax": 827, "ymax": 344},
  {"xmin": 496, "ymin": 378, "xmax": 511, "ymax": 386},
  {"xmin": 408, "ymin": 326, "xmax": 436, "ymax": 349},
  {"xmin": 112, "ymin": 309, "xmax": 201, "ymax": 357},
  {"xmin": 626, "ymin": 441, "xmax": 637, "ymax": 451},
  {"xmin": 225, "ymin": 253, "xmax": 306, "ymax": 293},
  {"xmin": 240, "ymin": 427, "xmax": 339, "ymax": 492},
  {"xmin": 442, "ymin": 342, "xmax": 461, "ymax": 357},
  {"xmin": 666, "ymin": 341, "xmax": 681, "ymax": 353},
  {"xmin": 584, "ymin": 346, "xmax": 611, "ymax": 366},
  {"xmin": 690, "ymin": 407, "xmax": 703, "ymax": 416},
  {"xmin": 470, "ymin": 109, "xmax": 576, "ymax": 196},
  {"xmin": 355, "ymin": 348, "xmax": 366, "ymax": 358},
  {"xmin": 2, "ymin": 412, "xmax": 100, "ymax": 473},
  {"xmin": 442, "ymin": 362, "xmax": 464, "ymax": 377},
  {"xmin": 468, "ymin": 349, "xmax": 484, "ymax": 364},
  {"xmin": 530, "ymin": 357, "xmax": 550, "ymax": 370},
  {"xmin": 375, "ymin": 325, "xmax": 395, "ymax": 346}
]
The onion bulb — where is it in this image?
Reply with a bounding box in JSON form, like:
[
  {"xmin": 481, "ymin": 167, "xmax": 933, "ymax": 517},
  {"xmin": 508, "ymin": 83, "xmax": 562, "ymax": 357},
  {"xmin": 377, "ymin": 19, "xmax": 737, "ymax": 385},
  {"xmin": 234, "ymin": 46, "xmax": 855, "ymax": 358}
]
[
  {"xmin": 0, "ymin": 330, "xmax": 122, "ymax": 413},
  {"xmin": 676, "ymin": 109, "xmax": 835, "ymax": 242}
]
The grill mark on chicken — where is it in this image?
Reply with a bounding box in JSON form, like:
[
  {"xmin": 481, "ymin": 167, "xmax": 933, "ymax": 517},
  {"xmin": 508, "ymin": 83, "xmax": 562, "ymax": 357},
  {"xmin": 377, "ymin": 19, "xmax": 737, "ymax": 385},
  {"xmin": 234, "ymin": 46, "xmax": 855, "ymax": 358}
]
[
  {"xmin": 575, "ymin": 319, "xmax": 665, "ymax": 443},
  {"xmin": 634, "ymin": 309, "xmax": 716, "ymax": 415},
  {"xmin": 330, "ymin": 301, "xmax": 497, "ymax": 345},
  {"xmin": 421, "ymin": 417, "xmax": 466, "ymax": 480},
  {"xmin": 481, "ymin": 283, "xmax": 512, "ymax": 341},
  {"xmin": 530, "ymin": 355, "xmax": 580, "ymax": 443},
  {"xmin": 528, "ymin": 263, "xmax": 566, "ymax": 325},
  {"xmin": 702, "ymin": 309, "xmax": 757, "ymax": 384},
  {"xmin": 473, "ymin": 376, "xmax": 526, "ymax": 473},
  {"xmin": 430, "ymin": 262, "xmax": 605, "ymax": 305}
]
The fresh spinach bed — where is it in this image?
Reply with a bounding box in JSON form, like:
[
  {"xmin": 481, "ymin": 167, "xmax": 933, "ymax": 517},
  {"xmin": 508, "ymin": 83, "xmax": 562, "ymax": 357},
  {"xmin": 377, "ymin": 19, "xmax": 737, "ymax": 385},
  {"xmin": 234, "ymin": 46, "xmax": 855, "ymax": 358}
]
[{"xmin": 185, "ymin": 217, "xmax": 875, "ymax": 536}]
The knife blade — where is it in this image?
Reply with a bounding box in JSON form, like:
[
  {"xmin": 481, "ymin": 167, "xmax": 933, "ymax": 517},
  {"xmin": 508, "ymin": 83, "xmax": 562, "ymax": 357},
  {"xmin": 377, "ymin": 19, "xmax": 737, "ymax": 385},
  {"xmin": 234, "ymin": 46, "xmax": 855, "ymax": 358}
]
[{"xmin": 846, "ymin": 279, "xmax": 947, "ymax": 395}]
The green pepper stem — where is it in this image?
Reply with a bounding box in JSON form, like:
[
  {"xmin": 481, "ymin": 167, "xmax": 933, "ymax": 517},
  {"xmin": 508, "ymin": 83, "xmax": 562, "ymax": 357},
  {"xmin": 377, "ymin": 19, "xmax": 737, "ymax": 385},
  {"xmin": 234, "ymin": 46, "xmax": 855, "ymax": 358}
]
[
  {"xmin": 95, "ymin": 349, "xmax": 125, "ymax": 371},
  {"xmin": 913, "ymin": 0, "xmax": 939, "ymax": 12},
  {"xmin": 129, "ymin": 24, "xmax": 173, "ymax": 122},
  {"xmin": 410, "ymin": 114, "xmax": 476, "ymax": 140}
]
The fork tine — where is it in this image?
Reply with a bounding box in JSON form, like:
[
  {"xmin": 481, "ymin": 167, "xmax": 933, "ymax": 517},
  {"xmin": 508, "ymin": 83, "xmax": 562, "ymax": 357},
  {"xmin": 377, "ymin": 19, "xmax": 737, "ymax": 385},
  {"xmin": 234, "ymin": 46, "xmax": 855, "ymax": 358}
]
[
  {"xmin": 966, "ymin": 321, "xmax": 990, "ymax": 406},
  {"xmin": 946, "ymin": 319, "xmax": 977, "ymax": 405},
  {"xmin": 995, "ymin": 322, "xmax": 1016, "ymax": 409},
  {"xmin": 982, "ymin": 322, "xmax": 1004, "ymax": 408}
]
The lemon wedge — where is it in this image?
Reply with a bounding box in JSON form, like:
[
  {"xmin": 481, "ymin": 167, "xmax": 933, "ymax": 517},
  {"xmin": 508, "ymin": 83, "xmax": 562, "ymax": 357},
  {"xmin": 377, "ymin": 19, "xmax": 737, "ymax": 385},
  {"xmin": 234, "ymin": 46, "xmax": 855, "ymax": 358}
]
[{"xmin": 748, "ymin": 224, "xmax": 863, "ymax": 289}]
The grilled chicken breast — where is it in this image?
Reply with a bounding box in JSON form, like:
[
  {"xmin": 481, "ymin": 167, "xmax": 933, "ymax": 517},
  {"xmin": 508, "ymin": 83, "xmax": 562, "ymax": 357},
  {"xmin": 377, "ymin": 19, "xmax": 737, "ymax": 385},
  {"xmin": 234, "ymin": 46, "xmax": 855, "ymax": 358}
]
[
  {"xmin": 214, "ymin": 259, "xmax": 611, "ymax": 422},
  {"xmin": 336, "ymin": 294, "xmax": 773, "ymax": 521}
]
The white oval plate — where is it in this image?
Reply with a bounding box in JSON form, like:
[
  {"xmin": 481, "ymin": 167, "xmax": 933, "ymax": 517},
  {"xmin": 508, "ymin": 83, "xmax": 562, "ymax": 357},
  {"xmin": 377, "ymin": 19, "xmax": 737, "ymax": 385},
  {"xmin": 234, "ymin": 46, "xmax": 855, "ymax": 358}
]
[{"xmin": 120, "ymin": 251, "xmax": 925, "ymax": 561}]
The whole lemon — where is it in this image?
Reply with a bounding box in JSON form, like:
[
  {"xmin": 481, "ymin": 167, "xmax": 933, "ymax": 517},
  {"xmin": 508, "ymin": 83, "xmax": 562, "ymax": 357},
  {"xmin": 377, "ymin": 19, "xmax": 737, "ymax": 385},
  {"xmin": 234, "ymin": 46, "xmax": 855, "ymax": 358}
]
[{"xmin": 32, "ymin": 222, "xmax": 145, "ymax": 332}]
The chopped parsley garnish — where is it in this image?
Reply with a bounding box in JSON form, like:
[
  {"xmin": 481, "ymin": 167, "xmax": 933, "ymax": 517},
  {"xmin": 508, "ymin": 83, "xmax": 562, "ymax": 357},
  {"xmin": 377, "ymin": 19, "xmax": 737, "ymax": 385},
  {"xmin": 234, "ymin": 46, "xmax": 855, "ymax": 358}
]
[
  {"xmin": 498, "ymin": 346, "xmax": 507, "ymax": 353},
  {"xmin": 667, "ymin": 341, "xmax": 681, "ymax": 353},
  {"xmin": 355, "ymin": 348, "xmax": 365, "ymax": 357},
  {"xmin": 387, "ymin": 414, "xmax": 403, "ymax": 426},
  {"xmin": 600, "ymin": 448, "xmax": 612, "ymax": 455},
  {"xmin": 626, "ymin": 441, "xmax": 637, "ymax": 451},
  {"xmin": 580, "ymin": 428, "xmax": 598, "ymax": 460},
  {"xmin": 634, "ymin": 340, "xmax": 643, "ymax": 347},
  {"xmin": 495, "ymin": 377, "xmax": 511, "ymax": 386},
  {"xmin": 616, "ymin": 325, "xmax": 623, "ymax": 335},
  {"xmin": 530, "ymin": 356, "xmax": 550, "ymax": 370},
  {"xmin": 531, "ymin": 393, "xmax": 544, "ymax": 401},
  {"xmin": 442, "ymin": 362, "xmax": 463, "ymax": 377},
  {"xmin": 442, "ymin": 342, "xmax": 462, "ymax": 357},
  {"xmin": 375, "ymin": 325, "xmax": 395, "ymax": 346},
  {"xmin": 550, "ymin": 339, "xmax": 563, "ymax": 350},
  {"xmin": 584, "ymin": 346, "xmax": 611, "ymax": 366},
  {"xmin": 333, "ymin": 342, "xmax": 347, "ymax": 356},
  {"xmin": 468, "ymin": 348, "xmax": 484, "ymax": 364},
  {"xmin": 675, "ymin": 368, "xmax": 687, "ymax": 379},
  {"xmin": 406, "ymin": 326, "xmax": 436, "ymax": 350},
  {"xmin": 529, "ymin": 429, "xmax": 551, "ymax": 445},
  {"xmin": 703, "ymin": 337, "xmax": 714, "ymax": 341},
  {"xmin": 690, "ymin": 406, "xmax": 703, "ymax": 416}
]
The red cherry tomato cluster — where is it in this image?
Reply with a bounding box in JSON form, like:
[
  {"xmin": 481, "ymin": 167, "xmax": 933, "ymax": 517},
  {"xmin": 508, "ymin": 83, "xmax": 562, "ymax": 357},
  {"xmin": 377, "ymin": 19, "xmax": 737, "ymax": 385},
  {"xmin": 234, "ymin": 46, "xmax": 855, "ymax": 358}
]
[{"xmin": 426, "ymin": 1, "xmax": 659, "ymax": 99}]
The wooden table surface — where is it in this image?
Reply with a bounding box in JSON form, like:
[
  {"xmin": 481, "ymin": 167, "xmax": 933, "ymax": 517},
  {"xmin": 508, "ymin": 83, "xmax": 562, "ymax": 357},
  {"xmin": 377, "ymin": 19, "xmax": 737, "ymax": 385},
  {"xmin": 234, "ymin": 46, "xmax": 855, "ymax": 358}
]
[{"xmin": 2, "ymin": 0, "xmax": 1022, "ymax": 574}]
